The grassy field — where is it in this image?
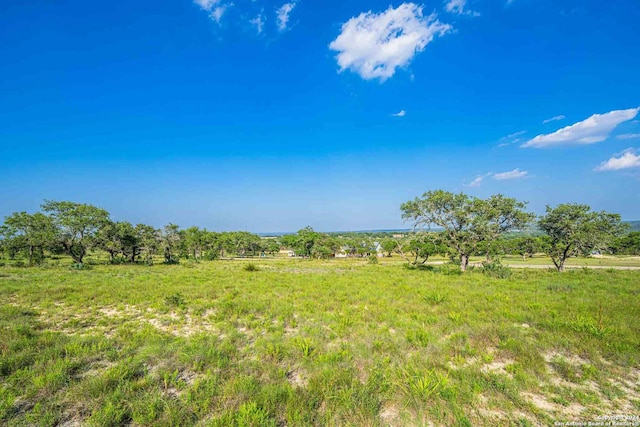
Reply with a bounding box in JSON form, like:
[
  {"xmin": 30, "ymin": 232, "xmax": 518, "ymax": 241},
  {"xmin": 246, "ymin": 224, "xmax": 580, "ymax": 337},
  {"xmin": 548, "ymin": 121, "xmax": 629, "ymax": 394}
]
[{"xmin": 1, "ymin": 259, "xmax": 639, "ymax": 426}]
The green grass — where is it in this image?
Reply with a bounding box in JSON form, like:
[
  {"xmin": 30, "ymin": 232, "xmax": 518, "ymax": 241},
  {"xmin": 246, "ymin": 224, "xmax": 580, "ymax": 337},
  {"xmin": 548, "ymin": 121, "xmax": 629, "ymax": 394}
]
[{"xmin": 1, "ymin": 259, "xmax": 639, "ymax": 426}]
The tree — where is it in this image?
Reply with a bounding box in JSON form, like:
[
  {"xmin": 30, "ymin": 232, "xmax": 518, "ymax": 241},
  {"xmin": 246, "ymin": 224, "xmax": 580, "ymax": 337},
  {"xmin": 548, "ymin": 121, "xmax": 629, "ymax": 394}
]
[
  {"xmin": 539, "ymin": 204, "xmax": 625, "ymax": 272},
  {"xmin": 311, "ymin": 234, "xmax": 339, "ymax": 259},
  {"xmin": 380, "ymin": 238, "xmax": 397, "ymax": 257},
  {"xmin": 162, "ymin": 224, "xmax": 182, "ymax": 264},
  {"xmin": 0, "ymin": 212, "xmax": 56, "ymax": 265},
  {"xmin": 611, "ymin": 232, "xmax": 640, "ymax": 255},
  {"xmin": 136, "ymin": 224, "xmax": 161, "ymax": 265},
  {"xmin": 41, "ymin": 201, "xmax": 110, "ymax": 264},
  {"xmin": 512, "ymin": 236, "xmax": 540, "ymax": 261},
  {"xmin": 184, "ymin": 226, "xmax": 205, "ymax": 261},
  {"xmin": 401, "ymin": 190, "xmax": 533, "ymax": 271},
  {"xmin": 393, "ymin": 233, "xmax": 443, "ymax": 266},
  {"xmin": 264, "ymin": 239, "xmax": 281, "ymax": 256},
  {"xmin": 95, "ymin": 221, "xmax": 139, "ymax": 263},
  {"xmin": 281, "ymin": 227, "xmax": 320, "ymax": 258}
]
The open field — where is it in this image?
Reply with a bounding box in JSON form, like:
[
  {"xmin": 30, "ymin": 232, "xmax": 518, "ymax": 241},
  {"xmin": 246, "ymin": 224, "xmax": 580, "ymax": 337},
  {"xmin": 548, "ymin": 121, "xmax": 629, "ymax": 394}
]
[{"xmin": 1, "ymin": 259, "xmax": 639, "ymax": 426}]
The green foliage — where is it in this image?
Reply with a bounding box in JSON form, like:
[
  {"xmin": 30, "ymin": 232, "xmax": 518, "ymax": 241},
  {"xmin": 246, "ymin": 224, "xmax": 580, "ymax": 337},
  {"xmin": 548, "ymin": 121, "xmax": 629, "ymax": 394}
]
[
  {"xmin": 42, "ymin": 200, "xmax": 111, "ymax": 264},
  {"xmin": 393, "ymin": 232, "xmax": 444, "ymax": 266},
  {"xmin": 243, "ymin": 263, "xmax": 260, "ymax": 272},
  {"xmin": 70, "ymin": 262, "xmax": 92, "ymax": 270},
  {"xmin": 280, "ymin": 227, "xmax": 339, "ymax": 259},
  {"xmin": 539, "ymin": 203, "xmax": 625, "ymax": 271},
  {"xmin": 165, "ymin": 292, "xmax": 187, "ymax": 308},
  {"xmin": 401, "ymin": 190, "xmax": 534, "ymax": 271},
  {"xmin": 399, "ymin": 367, "xmax": 448, "ymax": 404},
  {"xmin": 612, "ymin": 231, "xmax": 640, "ymax": 255},
  {"xmin": 0, "ymin": 212, "xmax": 56, "ymax": 266},
  {"xmin": 481, "ymin": 259, "xmax": 512, "ymax": 279},
  {"xmin": 367, "ymin": 254, "xmax": 378, "ymax": 264}
]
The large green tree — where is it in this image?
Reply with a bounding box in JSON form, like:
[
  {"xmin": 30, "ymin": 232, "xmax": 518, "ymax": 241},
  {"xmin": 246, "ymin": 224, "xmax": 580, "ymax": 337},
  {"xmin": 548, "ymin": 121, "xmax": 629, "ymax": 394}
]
[
  {"xmin": 41, "ymin": 201, "xmax": 110, "ymax": 264},
  {"xmin": 539, "ymin": 204, "xmax": 625, "ymax": 272},
  {"xmin": 0, "ymin": 212, "xmax": 56, "ymax": 265},
  {"xmin": 401, "ymin": 190, "xmax": 533, "ymax": 271}
]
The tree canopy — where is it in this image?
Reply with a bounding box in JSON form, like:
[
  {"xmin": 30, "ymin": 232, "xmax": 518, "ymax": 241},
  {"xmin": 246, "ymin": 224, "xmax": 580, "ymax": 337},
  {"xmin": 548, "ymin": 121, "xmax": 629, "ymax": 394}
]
[
  {"xmin": 41, "ymin": 201, "xmax": 110, "ymax": 264},
  {"xmin": 401, "ymin": 190, "xmax": 534, "ymax": 271},
  {"xmin": 538, "ymin": 204, "xmax": 625, "ymax": 272}
]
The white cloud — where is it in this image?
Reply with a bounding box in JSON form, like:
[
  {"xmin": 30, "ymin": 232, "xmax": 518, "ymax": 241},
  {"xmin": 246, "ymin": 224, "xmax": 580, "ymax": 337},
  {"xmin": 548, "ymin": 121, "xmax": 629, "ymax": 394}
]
[
  {"xmin": 522, "ymin": 107, "xmax": 640, "ymax": 148},
  {"xmin": 617, "ymin": 133, "xmax": 640, "ymax": 140},
  {"xmin": 194, "ymin": 0, "xmax": 219, "ymax": 11},
  {"xmin": 276, "ymin": 2, "xmax": 296, "ymax": 31},
  {"xmin": 329, "ymin": 3, "xmax": 452, "ymax": 82},
  {"xmin": 466, "ymin": 175, "xmax": 486, "ymax": 187},
  {"xmin": 210, "ymin": 3, "xmax": 232, "ymax": 23},
  {"xmin": 493, "ymin": 168, "xmax": 528, "ymax": 180},
  {"xmin": 504, "ymin": 130, "xmax": 526, "ymax": 139},
  {"xmin": 444, "ymin": 0, "xmax": 480, "ymax": 17},
  {"xmin": 542, "ymin": 115, "xmax": 565, "ymax": 124},
  {"xmin": 497, "ymin": 130, "xmax": 526, "ymax": 146},
  {"xmin": 391, "ymin": 110, "xmax": 406, "ymax": 117},
  {"xmin": 595, "ymin": 149, "xmax": 640, "ymax": 172},
  {"xmin": 250, "ymin": 12, "xmax": 265, "ymax": 34},
  {"xmin": 466, "ymin": 169, "xmax": 528, "ymax": 186}
]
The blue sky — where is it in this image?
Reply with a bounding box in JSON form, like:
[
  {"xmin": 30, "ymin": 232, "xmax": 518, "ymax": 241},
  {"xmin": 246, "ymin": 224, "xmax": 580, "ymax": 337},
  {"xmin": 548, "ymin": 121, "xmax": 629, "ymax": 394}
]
[{"xmin": 1, "ymin": 0, "xmax": 639, "ymax": 232}]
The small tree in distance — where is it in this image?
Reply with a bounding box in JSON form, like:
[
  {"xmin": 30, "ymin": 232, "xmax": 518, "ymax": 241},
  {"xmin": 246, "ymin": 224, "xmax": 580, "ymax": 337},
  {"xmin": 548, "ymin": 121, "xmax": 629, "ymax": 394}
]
[{"xmin": 538, "ymin": 203, "xmax": 625, "ymax": 272}]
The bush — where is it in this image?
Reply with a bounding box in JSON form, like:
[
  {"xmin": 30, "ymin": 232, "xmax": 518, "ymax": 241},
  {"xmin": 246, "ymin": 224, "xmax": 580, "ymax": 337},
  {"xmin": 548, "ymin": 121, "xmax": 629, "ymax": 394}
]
[
  {"xmin": 481, "ymin": 260, "xmax": 512, "ymax": 279},
  {"xmin": 243, "ymin": 263, "xmax": 260, "ymax": 272},
  {"xmin": 367, "ymin": 255, "xmax": 379, "ymax": 264},
  {"xmin": 70, "ymin": 263, "xmax": 91, "ymax": 270},
  {"xmin": 165, "ymin": 293, "xmax": 186, "ymax": 308},
  {"xmin": 435, "ymin": 264, "xmax": 462, "ymax": 276}
]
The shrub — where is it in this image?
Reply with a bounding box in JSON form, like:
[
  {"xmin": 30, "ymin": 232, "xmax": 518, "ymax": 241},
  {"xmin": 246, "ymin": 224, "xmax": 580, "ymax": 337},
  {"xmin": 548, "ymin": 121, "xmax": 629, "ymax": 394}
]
[
  {"xmin": 481, "ymin": 260, "xmax": 512, "ymax": 279},
  {"xmin": 165, "ymin": 293, "xmax": 186, "ymax": 308},
  {"xmin": 367, "ymin": 255, "xmax": 379, "ymax": 264},
  {"xmin": 243, "ymin": 263, "xmax": 259, "ymax": 272}
]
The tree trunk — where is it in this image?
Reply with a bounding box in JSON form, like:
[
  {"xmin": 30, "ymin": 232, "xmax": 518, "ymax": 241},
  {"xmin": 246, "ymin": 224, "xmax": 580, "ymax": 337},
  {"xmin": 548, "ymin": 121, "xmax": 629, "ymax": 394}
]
[
  {"xmin": 557, "ymin": 261, "xmax": 565, "ymax": 272},
  {"xmin": 29, "ymin": 246, "xmax": 34, "ymax": 267},
  {"xmin": 460, "ymin": 254, "xmax": 469, "ymax": 272}
]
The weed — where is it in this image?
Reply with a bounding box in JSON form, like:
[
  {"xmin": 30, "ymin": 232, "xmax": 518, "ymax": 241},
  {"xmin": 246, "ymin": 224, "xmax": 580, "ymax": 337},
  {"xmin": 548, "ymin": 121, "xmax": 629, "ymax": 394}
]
[
  {"xmin": 399, "ymin": 367, "xmax": 449, "ymax": 404},
  {"xmin": 481, "ymin": 260, "xmax": 512, "ymax": 279},
  {"xmin": 423, "ymin": 291, "xmax": 447, "ymax": 305},
  {"xmin": 165, "ymin": 292, "xmax": 187, "ymax": 308},
  {"xmin": 243, "ymin": 263, "xmax": 260, "ymax": 272}
]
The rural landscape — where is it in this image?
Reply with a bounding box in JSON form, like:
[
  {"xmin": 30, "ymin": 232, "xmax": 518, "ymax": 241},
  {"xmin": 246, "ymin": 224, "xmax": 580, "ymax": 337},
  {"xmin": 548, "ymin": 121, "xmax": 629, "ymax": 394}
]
[
  {"xmin": 1, "ymin": 193, "xmax": 639, "ymax": 426},
  {"xmin": 2, "ymin": 0, "xmax": 640, "ymax": 426}
]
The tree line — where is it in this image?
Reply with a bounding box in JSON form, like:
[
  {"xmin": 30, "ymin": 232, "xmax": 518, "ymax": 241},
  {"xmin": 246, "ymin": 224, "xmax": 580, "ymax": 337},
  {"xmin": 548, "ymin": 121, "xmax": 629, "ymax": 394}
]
[
  {"xmin": 0, "ymin": 191, "xmax": 637, "ymax": 272},
  {"xmin": 0, "ymin": 201, "xmax": 277, "ymax": 266}
]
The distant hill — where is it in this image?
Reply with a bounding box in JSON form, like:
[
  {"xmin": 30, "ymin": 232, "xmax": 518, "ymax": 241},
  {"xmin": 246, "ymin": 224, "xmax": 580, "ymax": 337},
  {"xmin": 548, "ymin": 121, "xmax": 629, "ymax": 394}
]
[
  {"xmin": 259, "ymin": 221, "xmax": 640, "ymax": 237},
  {"xmin": 626, "ymin": 221, "xmax": 640, "ymax": 232}
]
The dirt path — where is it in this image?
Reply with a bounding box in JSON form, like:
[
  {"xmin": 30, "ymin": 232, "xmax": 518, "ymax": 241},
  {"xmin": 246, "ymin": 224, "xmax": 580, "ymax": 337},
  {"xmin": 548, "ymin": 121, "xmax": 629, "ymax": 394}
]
[
  {"xmin": 503, "ymin": 264, "xmax": 640, "ymax": 270},
  {"xmin": 423, "ymin": 261, "xmax": 640, "ymax": 270}
]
